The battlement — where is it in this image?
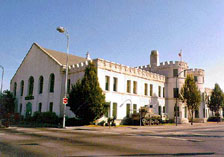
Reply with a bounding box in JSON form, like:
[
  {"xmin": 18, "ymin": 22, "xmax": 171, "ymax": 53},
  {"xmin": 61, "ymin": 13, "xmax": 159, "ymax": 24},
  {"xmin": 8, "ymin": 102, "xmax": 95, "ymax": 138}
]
[
  {"xmin": 187, "ymin": 68, "xmax": 205, "ymax": 76},
  {"xmin": 96, "ymin": 58, "xmax": 165, "ymax": 82},
  {"xmin": 157, "ymin": 61, "xmax": 188, "ymax": 68},
  {"xmin": 138, "ymin": 61, "xmax": 188, "ymax": 70},
  {"xmin": 62, "ymin": 60, "xmax": 92, "ymax": 73}
]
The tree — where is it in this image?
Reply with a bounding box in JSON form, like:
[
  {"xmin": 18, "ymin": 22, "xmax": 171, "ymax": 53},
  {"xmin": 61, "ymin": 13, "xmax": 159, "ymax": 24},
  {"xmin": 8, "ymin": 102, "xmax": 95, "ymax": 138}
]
[
  {"xmin": 208, "ymin": 83, "xmax": 224, "ymax": 121},
  {"xmin": 180, "ymin": 75, "xmax": 201, "ymax": 125},
  {"xmin": 68, "ymin": 62, "xmax": 107, "ymax": 124},
  {"xmin": 0, "ymin": 90, "xmax": 16, "ymax": 119}
]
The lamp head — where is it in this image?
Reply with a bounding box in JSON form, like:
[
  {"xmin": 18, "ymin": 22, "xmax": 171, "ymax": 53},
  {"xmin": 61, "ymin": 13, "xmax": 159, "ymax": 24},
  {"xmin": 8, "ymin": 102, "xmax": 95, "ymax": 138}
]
[{"xmin": 57, "ymin": 26, "xmax": 65, "ymax": 33}]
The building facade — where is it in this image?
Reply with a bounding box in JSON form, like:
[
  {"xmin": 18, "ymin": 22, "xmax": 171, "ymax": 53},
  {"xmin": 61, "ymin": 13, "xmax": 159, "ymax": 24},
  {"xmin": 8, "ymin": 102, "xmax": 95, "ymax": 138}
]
[{"xmin": 10, "ymin": 43, "xmax": 212, "ymax": 124}]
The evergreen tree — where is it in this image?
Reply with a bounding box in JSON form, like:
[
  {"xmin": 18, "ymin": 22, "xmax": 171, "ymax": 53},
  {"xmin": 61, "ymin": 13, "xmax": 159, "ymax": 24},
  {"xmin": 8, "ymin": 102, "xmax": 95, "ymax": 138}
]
[
  {"xmin": 0, "ymin": 90, "xmax": 16, "ymax": 118},
  {"xmin": 180, "ymin": 75, "xmax": 201, "ymax": 125},
  {"xmin": 68, "ymin": 62, "xmax": 106, "ymax": 124},
  {"xmin": 208, "ymin": 83, "xmax": 224, "ymax": 120}
]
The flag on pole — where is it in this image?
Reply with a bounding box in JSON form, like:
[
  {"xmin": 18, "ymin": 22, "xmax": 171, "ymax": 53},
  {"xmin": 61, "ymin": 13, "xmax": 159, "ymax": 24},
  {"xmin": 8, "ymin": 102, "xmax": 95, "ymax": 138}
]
[{"xmin": 178, "ymin": 49, "xmax": 182, "ymax": 62}]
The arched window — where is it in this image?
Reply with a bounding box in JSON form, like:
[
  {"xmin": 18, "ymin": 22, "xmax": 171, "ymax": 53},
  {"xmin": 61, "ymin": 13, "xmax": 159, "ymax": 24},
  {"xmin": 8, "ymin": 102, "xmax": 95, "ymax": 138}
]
[
  {"xmin": 14, "ymin": 82, "xmax": 17, "ymax": 96},
  {"xmin": 20, "ymin": 80, "xmax": 24, "ymax": 96},
  {"xmin": 49, "ymin": 73, "xmax": 55, "ymax": 93},
  {"xmin": 28, "ymin": 76, "xmax": 34, "ymax": 96},
  {"xmin": 39, "ymin": 76, "xmax": 44, "ymax": 94}
]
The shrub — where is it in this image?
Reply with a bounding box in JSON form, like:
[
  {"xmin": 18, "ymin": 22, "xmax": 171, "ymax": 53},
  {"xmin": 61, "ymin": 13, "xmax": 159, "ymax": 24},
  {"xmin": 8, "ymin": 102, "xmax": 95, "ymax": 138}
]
[
  {"xmin": 207, "ymin": 116, "xmax": 221, "ymax": 122},
  {"xmin": 65, "ymin": 117, "xmax": 85, "ymax": 126}
]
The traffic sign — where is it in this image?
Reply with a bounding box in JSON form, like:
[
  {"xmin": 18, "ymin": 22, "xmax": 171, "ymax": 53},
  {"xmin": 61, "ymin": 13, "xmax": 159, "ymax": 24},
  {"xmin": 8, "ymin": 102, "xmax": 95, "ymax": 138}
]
[{"xmin": 63, "ymin": 97, "xmax": 68, "ymax": 105}]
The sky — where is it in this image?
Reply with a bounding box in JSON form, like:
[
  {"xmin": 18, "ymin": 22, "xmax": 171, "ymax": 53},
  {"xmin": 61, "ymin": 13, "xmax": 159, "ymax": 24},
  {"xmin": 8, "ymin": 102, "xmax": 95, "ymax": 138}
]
[{"xmin": 0, "ymin": 0, "xmax": 224, "ymax": 90}]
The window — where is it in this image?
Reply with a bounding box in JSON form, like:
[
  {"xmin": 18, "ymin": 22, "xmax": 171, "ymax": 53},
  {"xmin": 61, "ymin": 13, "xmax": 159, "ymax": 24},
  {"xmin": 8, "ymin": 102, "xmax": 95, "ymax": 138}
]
[
  {"xmin": 195, "ymin": 109, "xmax": 199, "ymax": 118},
  {"xmin": 39, "ymin": 103, "xmax": 42, "ymax": 112},
  {"xmin": 20, "ymin": 80, "xmax": 24, "ymax": 96},
  {"xmin": 163, "ymin": 106, "xmax": 165, "ymax": 113},
  {"xmin": 163, "ymin": 87, "xmax": 165, "ymax": 98},
  {"xmin": 184, "ymin": 106, "xmax": 187, "ymax": 118},
  {"xmin": 20, "ymin": 104, "xmax": 22, "ymax": 114},
  {"xmin": 184, "ymin": 70, "xmax": 186, "ymax": 77},
  {"xmin": 173, "ymin": 69, "xmax": 178, "ymax": 77},
  {"xmin": 203, "ymin": 108, "xmax": 205, "ymax": 118},
  {"xmin": 150, "ymin": 105, "xmax": 153, "ymax": 108},
  {"xmin": 133, "ymin": 104, "xmax": 137, "ymax": 114},
  {"xmin": 49, "ymin": 73, "xmax": 55, "ymax": 93},
  {"xmin": 150, "ymin": 84, "xmax": 153, "ymax": 96},
  {"xmin": 67, "ymin": 79, "xmax": 71, "ymax": 93},
  {"xmin": 126, "ymin": 103, "xmax": 130, "ymax": 117},
  {"xmin": 133, "ymin": 81, "xmax": 137, "ymax": 94},
  {"xmin": 39, "ymin": 76, "xmax": 44, "ymax": 94},
  {"xmin": 194, "ymin": 76, "xmax": 198, "ymax": 82},
  {"xmin": 112, "ymin": 103, "xmax": 117, "ymax": 118},
  {"xmin": 113, "ymin": 77, "xmax": 118, "ymax": 92},
  {"xmin": 158, "ymin": 86, "xmax": 161, "ymax": 97},
  {"xmin": 127, "ymin": 80, "xmax": 131, "ymax": 93},
  {"xmin": 158, "ymin": 106, "xmax": 161, "ymax": 115},
  {"xmin": 105, "ymin": 102, "xmax": 110, "ymax": 117},
  {"xmin": 14, "ymin": 82, "xmax": 17, "ymax": 97},
  {"xmin": 105, "ymin": 76, "xmax": 110, "ymax": 91},
  {"xmin": 28, "ymin": 76, "xmax": 34, "ymax": 96},
  {"xmin": 49, "ymin": 102, "xmax": 53, "ymax": 112},
  {"xmin": 144, "ymin": 83, "xmax": 148, "ymax": 96},
  {"xmin": 173, "ymin": 88, "xmax": 179, "ymax": 98},
  {"xmin": 174, "ymin": 106, "xmax": 180, "ymax": 117}
]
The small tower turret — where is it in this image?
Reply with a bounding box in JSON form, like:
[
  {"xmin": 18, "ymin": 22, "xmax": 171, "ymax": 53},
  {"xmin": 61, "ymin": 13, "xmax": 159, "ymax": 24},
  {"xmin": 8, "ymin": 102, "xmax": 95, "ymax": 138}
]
[
  {"xmin": 150, "ymin": 50, "xmax": 159, "ymax": 67},
  {"xmin": 86, "ymin": 52, "xmax": 91, "ymax": 60}
]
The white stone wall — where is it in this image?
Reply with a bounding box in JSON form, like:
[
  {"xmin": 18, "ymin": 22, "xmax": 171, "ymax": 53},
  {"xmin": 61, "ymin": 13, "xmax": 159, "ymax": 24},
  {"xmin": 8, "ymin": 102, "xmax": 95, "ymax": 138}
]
[
  {"xmin": 97, "ymin": 65, "xmax": 165, "ymax": 121},
  {"xmin": 10, "ymin": 44, "xmax": 64, "ymax": 116}
]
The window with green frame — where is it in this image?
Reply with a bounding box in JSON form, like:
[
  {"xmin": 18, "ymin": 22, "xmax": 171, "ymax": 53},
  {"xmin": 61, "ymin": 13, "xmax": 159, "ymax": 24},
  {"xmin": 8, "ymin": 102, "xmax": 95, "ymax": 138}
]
[
  {"xmin": 49, "ymin": 102, "xmax": 53, "ymax": 112},
  {"xmin": 144, "ymin": 83, "xmax": 148, "ymax": 96},
  {"xmin": 158, "ymin": 86, "xmax": 161, "ymax": 97},
  {"xmin": 49, "ymin": 73, "xmax": 55, "ymax": 93},
  {"xmin": 105, "ymin": 102, "xmax": 111, "ymax": 117},
  {"xmin": 14, "ymin": 82, "xmax": 17, "ymax": 96},
  {"xmin": 20, "ymin": 80, "xmax": 24, "ymax": 96},
  {"xmin": 126, "ymin": 103, "xmax": 130, "ymax": 117},
  {"xmin": 39, "ymin": 76, "xmax": 44, "ymax": 94},
  {"xmin": 28, "ymin": 76, "xmax": 34, "ymax": 96},
  {"xmin": 133, "ymin": 104, "xmax": 137, "ymax": 114},
  {"xmin": 39, "ymin": 103, "xmax": 42, "ymax": 112},
  {"xmin": 127, "ymin": 80, "xmax": 131, "ymax": 93},
  {"xmin": 105, "ymin": 76, "xmax": 110, "ymax": 91},
  {"xmin": 112, "ymin": 103, "xmax": 117, "ymax": 118},
  {"xmin": 150, "ymin": 84, "xmax": 153, "ymax": 96}
]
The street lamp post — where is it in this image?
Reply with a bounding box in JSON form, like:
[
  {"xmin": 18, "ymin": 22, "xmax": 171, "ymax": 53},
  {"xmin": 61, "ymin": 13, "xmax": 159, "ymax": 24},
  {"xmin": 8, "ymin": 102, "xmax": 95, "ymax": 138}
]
[
  {"xmin": 0, "ymin": 65, "xmax": 4, "ymax": 93},
  {"xmin": 57, "ymin": 26, "xmax": 69, "ymax": 128},
  {"xmin": 175, "ymin": 69, "xmax": 189, "ymax": 126}
]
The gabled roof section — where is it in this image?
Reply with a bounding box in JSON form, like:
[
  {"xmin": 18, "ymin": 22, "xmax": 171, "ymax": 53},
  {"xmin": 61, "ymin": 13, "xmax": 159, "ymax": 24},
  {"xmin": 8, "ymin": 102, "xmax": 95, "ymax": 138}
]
[
  {"xmin": 34, "ymin": 43, "xmax": 87, "ymax": 66},
  {"xmin": 11, "ymin": 43, "xmax": 87, "ymax": 83}
]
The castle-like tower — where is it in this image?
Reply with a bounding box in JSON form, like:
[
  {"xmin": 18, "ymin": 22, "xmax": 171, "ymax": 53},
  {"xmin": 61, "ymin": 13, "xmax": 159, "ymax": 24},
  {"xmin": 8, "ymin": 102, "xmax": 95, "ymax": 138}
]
[{"xmin": 138, "ymin": 50, "xmax": 208, "ymax": 123}]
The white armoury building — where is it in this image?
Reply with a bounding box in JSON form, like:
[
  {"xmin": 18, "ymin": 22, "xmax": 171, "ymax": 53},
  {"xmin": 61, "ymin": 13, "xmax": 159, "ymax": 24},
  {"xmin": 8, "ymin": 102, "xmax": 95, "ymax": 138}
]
[{"xmin": 10, "ymin": 43, "xmax": 219, "ymax": 124}]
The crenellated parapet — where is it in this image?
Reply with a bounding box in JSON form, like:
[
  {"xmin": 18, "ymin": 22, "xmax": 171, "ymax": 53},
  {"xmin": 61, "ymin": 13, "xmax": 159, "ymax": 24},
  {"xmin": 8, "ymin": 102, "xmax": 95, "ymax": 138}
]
[
  {"xmin": 62, "ymin": 60, "xmax": 92, "ymax": 73},
  {"xmin": 95, "ymin": 58, "xmax": 165, "ymax": 82},
  {"xmin": 187, "ymin": 68, "xmax": 205, "ymax": 76},
  {"xmin": 138, "ymin": 61, "xmax": 188, "ymax": 71}
]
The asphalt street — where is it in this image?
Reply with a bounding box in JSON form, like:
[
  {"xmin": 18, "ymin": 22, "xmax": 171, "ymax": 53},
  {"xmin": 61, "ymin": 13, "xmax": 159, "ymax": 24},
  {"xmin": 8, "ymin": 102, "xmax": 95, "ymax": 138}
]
[{"xmin": 0, "ymin": 123, "xmax": 224, "ymax": 156}]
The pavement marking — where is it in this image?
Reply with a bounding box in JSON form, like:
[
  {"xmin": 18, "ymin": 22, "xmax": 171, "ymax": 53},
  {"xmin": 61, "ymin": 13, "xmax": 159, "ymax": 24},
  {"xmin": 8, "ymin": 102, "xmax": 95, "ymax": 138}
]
[
  {"xmin": 101, "ymin": 131, "xmax": 120, "ymax": 135},
  {"xmin": 126, "ymin": 133, "xmax": 203, "ymax": 142}
]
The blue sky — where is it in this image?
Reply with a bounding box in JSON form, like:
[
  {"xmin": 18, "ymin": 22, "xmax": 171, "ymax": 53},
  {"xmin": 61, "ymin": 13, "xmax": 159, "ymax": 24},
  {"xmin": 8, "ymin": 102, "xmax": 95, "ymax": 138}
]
[{"xmin": 0, "ymin": 0, "xmax": 224, "ymax": 90}]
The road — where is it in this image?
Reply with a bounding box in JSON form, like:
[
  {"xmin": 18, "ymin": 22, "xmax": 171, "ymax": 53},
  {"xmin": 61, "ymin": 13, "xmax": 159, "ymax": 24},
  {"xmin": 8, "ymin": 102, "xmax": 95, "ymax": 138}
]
[{"xmin": 0, "ymin": 123, "xmax": 224, "ymax": 156}]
